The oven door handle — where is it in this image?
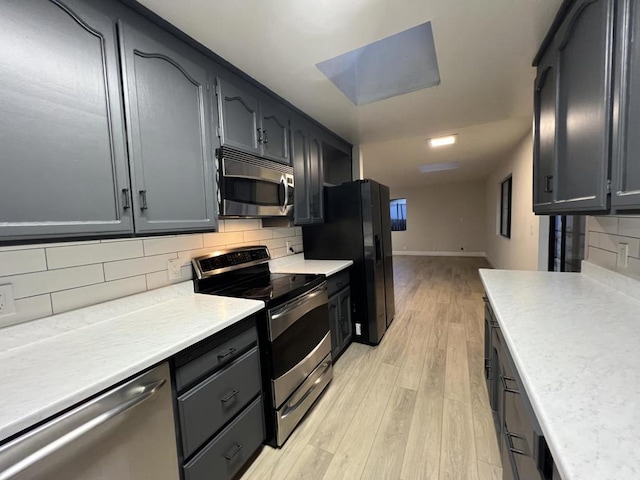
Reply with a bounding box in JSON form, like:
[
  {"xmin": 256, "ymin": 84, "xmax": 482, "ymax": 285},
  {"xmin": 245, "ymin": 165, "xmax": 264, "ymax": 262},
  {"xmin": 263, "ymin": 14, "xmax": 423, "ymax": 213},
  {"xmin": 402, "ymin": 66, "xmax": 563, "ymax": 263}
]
[
  {"xmin": 281, "ymin": 175, "xmax": 288, "ymax": 212},
  {"xmin": 269, "ymin": 283, "xmax": 328, "ymax": 341},
  {"xmin": 281, "ymin": 359, "xmax": 332, "ymax": 418}
]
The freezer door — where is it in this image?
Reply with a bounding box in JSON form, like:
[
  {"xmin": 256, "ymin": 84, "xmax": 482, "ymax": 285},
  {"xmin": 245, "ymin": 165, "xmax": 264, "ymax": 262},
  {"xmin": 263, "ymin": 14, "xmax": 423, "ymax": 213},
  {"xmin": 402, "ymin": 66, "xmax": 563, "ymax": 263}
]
[
  {"xmin": 362, "ymin": 181, "xmax": 387, "ymax": 343},
  {"xmin": 379, "ymin": 183, "xmax": 395, "ymax": 327}
]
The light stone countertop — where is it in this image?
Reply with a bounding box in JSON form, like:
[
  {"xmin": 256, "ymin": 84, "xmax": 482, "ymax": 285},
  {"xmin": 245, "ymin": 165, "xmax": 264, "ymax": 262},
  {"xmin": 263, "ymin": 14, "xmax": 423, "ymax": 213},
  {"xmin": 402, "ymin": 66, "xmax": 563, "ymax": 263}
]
[
  {"xmin": 480, "ymin": 265, "xmax": 640, "ymax": 480},
  {"xmin": 0, "ymin": 283, "xmax": 263, "ymax": 442},
  {"xmin": 270, "ymin": 253, "xmax": 353, "ymax": 276}
]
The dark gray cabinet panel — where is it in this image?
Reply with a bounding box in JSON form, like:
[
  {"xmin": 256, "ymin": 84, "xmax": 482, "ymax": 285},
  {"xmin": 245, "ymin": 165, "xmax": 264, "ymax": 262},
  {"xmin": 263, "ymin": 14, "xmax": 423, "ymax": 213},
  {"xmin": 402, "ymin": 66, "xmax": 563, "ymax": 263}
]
[
  {"xmin": 612, "ymin": 0, "xmax": 640, "ymax": 211},
  {"xmin": 184, "ymin": 396, "xmax": 264, "ymax": 480},
  {"xmin": 119, "ymin": 22, "xmax": 217, "ymax": 233},
  {"xmin": 178, "ymin": 347, "xmax": 261, "ymax": 459},
  {"xmin": 292, "ymin": 116, "xmax": 324, "ymax": 225},
  {"xmin": 338, "ymin": 287, "xmax": 353, "ymax": 349},
  {"xmin": 0, "ymin": 0, "xmax": 133, "ymax": 240},
  {"xmin": 216, "ymin": 78, "xmax": 261, "ymax": 155},
  {"xmin": 327, "ymin": 283, "xmax": 352, "ymax": 360},
  {"xmin": 328, "ymin": 294, "xmax": 340, "ymax": 359},
  {"xmin": 554, "ymin": 0, "xmax": 613, "ymax": 212},
  {"xmin": 533, "ymin": 49, "xmax": 557, "ymax": 213},
  {"xmin": 261, "ymin": 97, "xmax": 290, "ymax": 164}
]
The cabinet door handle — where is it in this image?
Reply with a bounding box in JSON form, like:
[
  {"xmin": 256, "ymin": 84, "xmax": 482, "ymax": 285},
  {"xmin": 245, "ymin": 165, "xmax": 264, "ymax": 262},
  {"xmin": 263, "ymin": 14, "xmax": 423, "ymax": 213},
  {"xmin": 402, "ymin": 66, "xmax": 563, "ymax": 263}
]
[
  {"xmin": 257, "ymin": 128, "xmax": 263, "ymax": 144},
  {"xmin": 224, "ymin": 443, "xmax": 244, "ymax": 460},
  {"xmin": 217, "ymin": 347, "xmax": 237, "ymax": 360},
  {"xmin": 500, "ymin": 375, "xmax": 519, "ymax": 394},
  {"xmin": 122, "ymin": 189, "xmax": 131, "ymax": 210},
  {"xmin": 221, "ymin": 389, "xmax": 239, "ymax": 403},
  {"xmin": 263, "ymin": 129, "xmax": 269, "ymax": 144},
  {"xmin": 544, "ymin": 175, "xmax": 553, "ymax": 193},
  {"xmin": 506, "ymin": 432, "xmax": 528, "ymax": 456},
  {"xmin": 139, "ymin": 190, "xmax": 148, "ymax": 210}
]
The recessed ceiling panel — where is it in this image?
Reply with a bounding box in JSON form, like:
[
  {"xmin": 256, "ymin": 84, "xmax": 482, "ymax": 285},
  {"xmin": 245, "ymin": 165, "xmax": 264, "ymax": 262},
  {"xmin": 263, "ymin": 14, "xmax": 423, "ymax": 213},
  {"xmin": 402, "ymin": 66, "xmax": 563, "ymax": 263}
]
[{"xmin": 316, "ymin": 22, "xmax": 440, "ymax": 106}]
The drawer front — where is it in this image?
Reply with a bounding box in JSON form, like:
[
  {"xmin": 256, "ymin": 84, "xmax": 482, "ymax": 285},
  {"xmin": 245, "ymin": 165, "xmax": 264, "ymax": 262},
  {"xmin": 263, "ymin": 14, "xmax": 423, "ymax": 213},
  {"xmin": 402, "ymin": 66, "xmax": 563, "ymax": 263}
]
[
  {"xmin": 327, "ymin": 270, "xmax": 349, "ymax": 297},
  {"xmin": 505, "ymin": 428, "xmax": 542, "ymax": 480},
  {"xmin": 184, "ymin": 396, "xmax": 265, "ymax": 480},
  {"xmin": 176, "ymin": 326, "xmax": 257, "ymax": 391},
  {"xmin": 502, "ymin": 430, "xmax": 518, "ymax": 480},
  {"xmin": 179, "ymin": 347, "xmax": 261, "ymax": 458}
]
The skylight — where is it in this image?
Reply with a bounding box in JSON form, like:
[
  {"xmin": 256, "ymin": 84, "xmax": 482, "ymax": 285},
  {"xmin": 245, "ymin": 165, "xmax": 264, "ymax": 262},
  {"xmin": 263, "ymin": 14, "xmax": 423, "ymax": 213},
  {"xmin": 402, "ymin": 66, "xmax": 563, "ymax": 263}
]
[
  {"xmin": 418, "ymin": 162, "xmax": 460, "ymax": 173},
  {"xmin": 316, "ymin": 22, "xmax": 440, "ymax": 106}
]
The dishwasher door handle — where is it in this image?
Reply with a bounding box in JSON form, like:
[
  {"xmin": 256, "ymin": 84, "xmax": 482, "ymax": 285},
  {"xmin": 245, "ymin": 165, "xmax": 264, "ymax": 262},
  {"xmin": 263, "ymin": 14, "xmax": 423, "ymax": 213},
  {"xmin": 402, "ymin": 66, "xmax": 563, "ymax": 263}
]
[{"xmin": 0, "ymin": 373, "xmax": 166, "ymax": 480}]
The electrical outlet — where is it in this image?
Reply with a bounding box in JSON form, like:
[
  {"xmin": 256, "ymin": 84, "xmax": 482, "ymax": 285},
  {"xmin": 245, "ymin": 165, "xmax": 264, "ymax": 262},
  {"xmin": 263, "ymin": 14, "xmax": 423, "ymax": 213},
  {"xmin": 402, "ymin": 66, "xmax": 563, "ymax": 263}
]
[
  {"xmin": 355, "ymin": 323, "xmax": 362, "ymax": 336},
  {"xmin": 167, "ymin": 259, "xmax": 183, "ymax": 281},
  {"xmin": 618, "ymin": 243, "xmax": 629, "ymax": 269},
  {"xmin": 0, "ymin": 284, "xmax": 16, "ymax": 317},
  {"xmin": 286, "ymin": 240, "xmax": 293, "ymax": 253}
]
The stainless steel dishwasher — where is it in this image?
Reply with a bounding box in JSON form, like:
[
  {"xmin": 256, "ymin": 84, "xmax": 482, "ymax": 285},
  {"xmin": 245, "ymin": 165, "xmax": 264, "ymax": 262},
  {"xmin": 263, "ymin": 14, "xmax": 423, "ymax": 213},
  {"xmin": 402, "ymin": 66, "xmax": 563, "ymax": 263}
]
[{"xmin": 0, "ymin": 362, "xmax": 179, "ymax": 480}]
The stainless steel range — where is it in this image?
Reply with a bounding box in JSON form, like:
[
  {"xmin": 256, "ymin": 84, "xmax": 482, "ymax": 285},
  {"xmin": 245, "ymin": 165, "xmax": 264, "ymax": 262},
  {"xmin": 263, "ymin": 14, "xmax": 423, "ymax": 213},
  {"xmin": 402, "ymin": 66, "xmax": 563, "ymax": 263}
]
[{"xmin": 192, "ymin": 246, "xmax": 332, "ymax": 447}]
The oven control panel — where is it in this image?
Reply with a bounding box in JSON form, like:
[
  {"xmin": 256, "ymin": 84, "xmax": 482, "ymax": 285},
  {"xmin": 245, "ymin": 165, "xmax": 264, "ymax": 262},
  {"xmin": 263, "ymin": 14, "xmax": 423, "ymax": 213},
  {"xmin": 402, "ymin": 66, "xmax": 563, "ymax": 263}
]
[{"xmin": 193, "ymin": 246, "xmax": 270, "ymax": 279}]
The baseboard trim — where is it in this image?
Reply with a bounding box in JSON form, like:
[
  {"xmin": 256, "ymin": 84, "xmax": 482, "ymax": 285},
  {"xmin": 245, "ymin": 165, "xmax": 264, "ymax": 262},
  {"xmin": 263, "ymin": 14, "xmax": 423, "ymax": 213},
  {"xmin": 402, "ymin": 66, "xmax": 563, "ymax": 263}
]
[
  {"xmin": 484, "ymin": 255, "xmax": 497, "ymax": 268},
  {"xmin": 392, "ymin": 251, "xmax": 488, "ymax": 258}
]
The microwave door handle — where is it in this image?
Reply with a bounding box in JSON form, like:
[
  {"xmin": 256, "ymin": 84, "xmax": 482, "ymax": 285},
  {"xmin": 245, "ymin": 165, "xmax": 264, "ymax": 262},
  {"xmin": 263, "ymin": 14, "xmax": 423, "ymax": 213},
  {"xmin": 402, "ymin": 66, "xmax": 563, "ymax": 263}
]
[{"xmin": 281, "ymin": 175, "xmax": 288, "ymax": 211}]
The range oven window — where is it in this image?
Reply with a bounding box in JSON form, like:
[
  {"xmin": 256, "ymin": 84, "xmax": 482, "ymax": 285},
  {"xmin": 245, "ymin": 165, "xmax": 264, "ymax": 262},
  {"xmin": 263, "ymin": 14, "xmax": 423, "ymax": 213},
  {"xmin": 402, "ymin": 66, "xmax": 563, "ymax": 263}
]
[
  {"xmin": 224, "ymin": 177, "xmax": 285, "ymax": 206},
  {"xmin": 270, "ymin": 303, "xmax": 329, "ymax": 379}
]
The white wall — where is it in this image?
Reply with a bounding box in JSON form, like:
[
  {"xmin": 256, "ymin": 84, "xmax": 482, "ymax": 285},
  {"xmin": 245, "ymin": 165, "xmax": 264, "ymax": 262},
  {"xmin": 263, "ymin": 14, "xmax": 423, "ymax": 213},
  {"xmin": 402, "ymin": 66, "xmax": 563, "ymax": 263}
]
[
  {"xmin": 390, "ymin": 181, "xmax": 486, "ymax": 255},
  {"xmin": 485, "ymin": 132, "xmax": 542, "ymax": 270},
  {"xmin": 0, "ymin": 220, "xmax": 303, "ymax": 328}
]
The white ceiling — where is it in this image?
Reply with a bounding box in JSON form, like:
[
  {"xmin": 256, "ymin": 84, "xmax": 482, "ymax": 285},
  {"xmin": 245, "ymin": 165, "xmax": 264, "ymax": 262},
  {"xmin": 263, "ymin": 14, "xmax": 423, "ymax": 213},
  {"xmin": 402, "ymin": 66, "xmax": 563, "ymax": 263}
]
[{"xmin": 138, "ymin": 0, "xmax": 562, "ymax": 187}]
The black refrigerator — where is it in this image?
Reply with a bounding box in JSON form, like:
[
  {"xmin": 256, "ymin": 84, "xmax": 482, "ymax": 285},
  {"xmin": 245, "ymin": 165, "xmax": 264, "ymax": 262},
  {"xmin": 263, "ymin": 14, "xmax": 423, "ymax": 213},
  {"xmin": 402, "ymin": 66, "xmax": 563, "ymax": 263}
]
[{"xmin": 303, "ymin": 179, "xmax": 395, "ymax": 345}]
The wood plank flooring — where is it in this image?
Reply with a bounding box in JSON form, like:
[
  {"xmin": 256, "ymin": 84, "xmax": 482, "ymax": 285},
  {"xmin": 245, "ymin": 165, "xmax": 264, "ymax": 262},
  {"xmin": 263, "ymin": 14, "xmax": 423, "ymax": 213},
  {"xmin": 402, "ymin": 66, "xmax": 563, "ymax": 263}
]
[{"xmin": 239, "ymin": 256, "xmax": 500, "ymax": 480}]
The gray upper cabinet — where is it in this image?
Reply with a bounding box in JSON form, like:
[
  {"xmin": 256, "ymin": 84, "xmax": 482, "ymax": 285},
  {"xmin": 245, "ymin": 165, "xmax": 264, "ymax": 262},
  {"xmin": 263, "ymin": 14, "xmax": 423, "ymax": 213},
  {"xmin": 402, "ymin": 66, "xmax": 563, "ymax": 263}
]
[
  {"xmin": 533, "ymin": 0, "xmax": 615, "ymax": 215},
  {"xmin": 533, "ymin": 47, "xmax": 557, "ymax": 213},
  {"xmin": 292, "ymin": 116, "xmax": 324, "ymax": 225},
  {"xmin": 216, "ymin": 78, "xmax": 291, "ymax": 164},
  {"xmin": 554, "ymin": 0, "xmax": 613, "ymax": 212},
  {"xmin": 119, "ymin": 22, "xmax": 217, "ymax": 234},
  {"xmin": 0, "ymin": 0, "xmax": 133, "ymax": 241},
  {"xmin": 260, "ymin": 97, "xmax": 290, "ymax": 164},
  {"xmin": 216, "ymin": 78, "xmax": 261, "ymax": 156},
  {"xmin": 612, "ymin": 0, "xmax": 640, "ymax": 211}
]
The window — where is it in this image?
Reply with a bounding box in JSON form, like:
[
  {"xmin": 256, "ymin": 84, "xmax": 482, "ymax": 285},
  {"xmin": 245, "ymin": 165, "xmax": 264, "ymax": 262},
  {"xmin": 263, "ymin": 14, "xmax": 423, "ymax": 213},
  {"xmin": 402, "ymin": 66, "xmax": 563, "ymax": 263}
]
[
  {"xmin": 390, "ymin": 198, "xmax": 407, "ymax": 231},
  {"xmin": 500, "ymin": 176, "xmax": 512, "ymax": 238}
]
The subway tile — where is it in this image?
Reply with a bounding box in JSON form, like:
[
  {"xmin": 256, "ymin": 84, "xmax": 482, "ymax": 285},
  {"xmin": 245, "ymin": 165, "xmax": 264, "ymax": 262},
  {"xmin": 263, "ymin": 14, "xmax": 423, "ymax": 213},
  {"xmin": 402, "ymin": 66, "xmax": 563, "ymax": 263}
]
[
  {"xmin": 51, "ymin": 276, "xmax": 147, "ymax": 314},
  {"xmin": 0, "ymin": 264, "xmax": 104, "ymax": 299},
  {"xmin": 146, "ymin": 265, "xmax": 192, "ymax": 290},
  {"xmin": 587, "ymin": 247, "xmax": 618, "ymax": 271},
  {"xmin": 587, "ymin": 231, "xmax": 599, "ymax": 249},
  {"xmin": 626, "ymin": 257, "xmax": 640, "ymax": 278},
  {"xmin": 244, "ymin": 229, "xmax": 274, "ymax": 242},
  {"xmin": 46, "ymin": 241, "xmax": 143, "ymax": 269},
  {"xmin": 177, "ymin": 248, "xmax": 215, "ymax": 265},
  {"xmin": 598, "ymin": 233, "xmax": 640, "ymax": 258},
  {"xmin": 270, "ymin": 247, "xmax": 288, "ymax": 259},
  {"xmin": 588, "ymin": 216, "xmax": 619, "ymax": 235},
  {"xmin": 0, "ymin": 294, "xmax": 52, "ymax": 328},
  {"xmin": 261, "ymin": 237, "xmax": 286, "ymax": 250},
  {"xmin": 0, "ymin": 241, "xmax": 100, "ymax": 252},
  {"xmin": 143, "ymin": 234, "xmax": 203, "ymax": 256},
  {"xmin": 618, "ymin": 217, "xmax": 640, "ymax": 239},
  {"xmin": 271, "ymin": 227, "xmax": 296, "ymax": 238},
  {"xmin": 0, "ymin": 249, "xmax": 47, "ymax": 276},
  {"xmin": 202, "ymin": 232, "xmax": 244, "ymax": 248},
  {"xmin": 103, "ymin": 253, "xmax": 177, "ymax": 281},
  {"xmin": 295, "ymin": 227, "xmax": 302, "ymax": 235},
  {"xmin": 216, "ymin": 220, "xmax": 226, "ymax": 233},
  {"xmin": 224, "ymin": 219, "xmax": 261, "ymax": 232}
]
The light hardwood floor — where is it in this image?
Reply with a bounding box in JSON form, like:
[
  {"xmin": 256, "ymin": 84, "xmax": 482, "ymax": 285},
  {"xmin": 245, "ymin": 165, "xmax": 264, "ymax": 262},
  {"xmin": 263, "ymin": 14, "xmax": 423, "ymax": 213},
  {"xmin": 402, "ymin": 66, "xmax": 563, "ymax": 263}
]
[{"xmin": 240, "ymin": 256, "xmax": 501, "ymax": 480}]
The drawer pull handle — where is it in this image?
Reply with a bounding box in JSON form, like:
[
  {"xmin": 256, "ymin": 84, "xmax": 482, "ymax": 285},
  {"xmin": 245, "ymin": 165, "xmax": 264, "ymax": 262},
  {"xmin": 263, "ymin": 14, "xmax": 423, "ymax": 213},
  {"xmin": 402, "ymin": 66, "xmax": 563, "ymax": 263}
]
[
  {"xmin": 507, "ymin": 432, "xmax": 528, "ymax": 456},
  {"xmin": 224, "ymin": 442, "xmax": 244, "ymax": 460},
  {"xmin": 221, "ymin": 389, "xmax": 239, "ymax": 403},
  {"xmin": 500, "ymin": 375, "xmax": 519, "ymax": 394},
  {"xmin": 482, "ymin": 296, "xmax": 489, "ymax": 302},
  {"xmin": 217, "ymin": 347, "xmax": 237, "ymax": 360}
]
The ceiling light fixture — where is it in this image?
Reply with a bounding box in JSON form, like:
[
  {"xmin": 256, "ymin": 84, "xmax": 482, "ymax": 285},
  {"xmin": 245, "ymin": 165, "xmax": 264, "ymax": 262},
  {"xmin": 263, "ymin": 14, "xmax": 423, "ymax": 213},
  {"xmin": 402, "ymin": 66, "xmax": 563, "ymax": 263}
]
[
  {"xmin": 418, "ymin": 161, "xmax": 460, "ymax": 173},
  {"xmin": 428, "ymin": 134, "xmax": 458, "ymax": 148}
]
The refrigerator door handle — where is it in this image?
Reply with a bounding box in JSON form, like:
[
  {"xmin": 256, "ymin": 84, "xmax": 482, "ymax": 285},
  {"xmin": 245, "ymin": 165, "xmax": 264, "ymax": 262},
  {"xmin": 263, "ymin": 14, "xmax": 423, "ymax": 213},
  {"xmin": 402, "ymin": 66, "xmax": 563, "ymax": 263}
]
[{"xmin": 374, "ymin": 235, "xmax": 382, "ymax": 263}]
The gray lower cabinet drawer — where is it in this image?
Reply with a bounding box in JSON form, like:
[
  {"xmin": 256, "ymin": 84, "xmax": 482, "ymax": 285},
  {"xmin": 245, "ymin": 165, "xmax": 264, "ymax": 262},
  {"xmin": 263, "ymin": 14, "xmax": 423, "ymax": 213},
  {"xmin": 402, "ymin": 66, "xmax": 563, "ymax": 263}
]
[
  {"xmin": 178, "ymin": 347, "xmax": 261, "ymax": 458},
  {"xmin": 327, "ymin": 270, "xmax": 349, "ymax": 297},
  {"xmin": 176, "ymin": 326, "xmax": 257, "ymax": 391},
  {"xmin": 184, "ymin": 396, "xmax": 265, "ymax": 480}
]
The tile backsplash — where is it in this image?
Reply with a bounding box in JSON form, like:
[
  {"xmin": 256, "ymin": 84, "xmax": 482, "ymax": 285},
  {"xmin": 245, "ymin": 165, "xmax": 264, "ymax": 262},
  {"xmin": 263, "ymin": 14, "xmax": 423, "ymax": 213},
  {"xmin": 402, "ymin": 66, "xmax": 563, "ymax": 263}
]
[
  {"xmin": 586, "ymin": 216, "xmax": 640, "ymax": 280},
  {"xmin": 0, "ymin": 219, "xmax": 302, "ymax": 327}
]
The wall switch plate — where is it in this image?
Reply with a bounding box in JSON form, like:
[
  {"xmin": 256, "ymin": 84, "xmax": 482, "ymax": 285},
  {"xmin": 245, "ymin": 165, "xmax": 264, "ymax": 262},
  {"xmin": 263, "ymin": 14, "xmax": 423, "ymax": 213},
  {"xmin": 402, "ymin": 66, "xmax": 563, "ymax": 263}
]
[
  {"xmin": 0, "ymin": 284, "xmax": 16, "ymax": 317},
  {"xmin": 167, "ymin": 259, "xmax": 183, "ymax": 280},
  {"xmin": 618, "ymin": 243, "xmax": 629, "ymax": 269}
]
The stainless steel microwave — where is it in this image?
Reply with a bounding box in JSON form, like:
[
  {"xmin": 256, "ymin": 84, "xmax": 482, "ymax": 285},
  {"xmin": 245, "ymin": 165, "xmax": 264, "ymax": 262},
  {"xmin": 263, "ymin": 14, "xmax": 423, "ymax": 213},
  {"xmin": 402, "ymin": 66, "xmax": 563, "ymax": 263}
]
[{"xmin": 217, "ymin": 147, "xmax": 294, "ymax": 218}]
